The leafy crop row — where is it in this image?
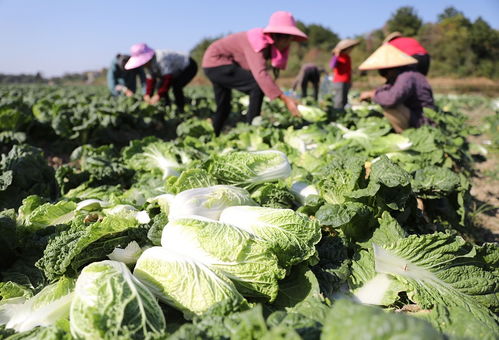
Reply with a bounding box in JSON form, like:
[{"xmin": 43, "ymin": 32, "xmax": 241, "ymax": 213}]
[{"xmin": 0, "ymin": 85, "xmax": 497, "ymax": 339}]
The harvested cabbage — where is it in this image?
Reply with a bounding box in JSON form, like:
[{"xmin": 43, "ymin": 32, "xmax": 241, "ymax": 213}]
[
  {"xmin": 134, "ymin": 247, "xmax": 248, "ymax": 318},
  {"xmin": 168, "ymin": 185, "xmax": 256, "ymax": 221},
  {"xmin": 70, "ymin": 260, "xmax": 165, "ymax": 339}
]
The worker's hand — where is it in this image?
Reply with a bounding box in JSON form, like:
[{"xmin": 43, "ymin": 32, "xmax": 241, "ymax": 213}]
[
  {"xmin": 143, "ymin": 94, "xmax": 151, "ymax": 104},
  {"xmin": 360, "ymin": 90, "xmax": 375, "ymax": 102},
  {"xmin": 149, "ymin": 94, "xmax": 161, "ymax": 105},
  {"xmin": 279, "ymin": 94, "xmax": 301, "ymax": 118},
  {"xmin": 124, "ymin": 89, "xmax": 134, "ymax": 97}
]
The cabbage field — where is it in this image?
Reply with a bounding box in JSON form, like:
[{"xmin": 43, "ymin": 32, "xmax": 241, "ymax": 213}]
[{"xmin": 0, "ymin": 85, "xmax": 498, "ymax": 339}]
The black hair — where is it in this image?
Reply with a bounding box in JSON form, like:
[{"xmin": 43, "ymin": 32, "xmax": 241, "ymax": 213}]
[
  {"xmin": 271, "ymin": 33, "xmax": 292, "ymax": 41},
  {"xmin": 378, "ymin": 66, "xmax": 411, "ymax": 83},
  {"xmin": 117, "ymin": 54, "xmax": 131, "ymax": 70}
]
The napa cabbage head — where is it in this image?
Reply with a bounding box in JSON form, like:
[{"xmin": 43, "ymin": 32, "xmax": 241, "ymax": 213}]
[
  {"xmin": 205, "ymin": 150, "xmax": 291, "ymax": 187},
  {"xmin": 16, "ymin": 196, "xmax": 78, "ymax": 233},
  {"xmin": 366, "ymin": 134, "xmax": 413, "ymax": 155},
  {"xmin": 147, "ymin": 194, "xmax": 175, "ymax": 214},
  {"xmin": 290, "ymin": 181, "xmax": 319, "ymax": 204},
  {"xmin": 161, "ymin": 217, "xmax": 285, "ymax": 301},
  {"xmin": 219, "ymin": 206, "xmax": 321, "ymax": 268},
  {"xmin": 283, "ymin": 125, "xmax": 326, "ymax": 154},
  {"xmin": 70, "ymin": 260, "xmax": 165, "ymax": 340},
  {"xmin": 103, "ymin": 204, "xmax": 151, "ymax": 224},
  {"xmin": 134, "ymin": 247, "xmax": 248, "ymax": 319},
  {"xmin": 124, "ymin": 140, "xmax": 180, "ymax": 179},
  {"xmin": 0, "ymin": 277, "xmax": 74, "ymax": 333},
  {"xmin": 168, "ymin": 185, "xmax": 257, "ymax": 221},
  {"xmin": 106, "ymin": 241, "xmax": 145, "ymax": 265},
  {"xmin": 297, "ymin": 105, "xmax": 327, "ymax": 123}
]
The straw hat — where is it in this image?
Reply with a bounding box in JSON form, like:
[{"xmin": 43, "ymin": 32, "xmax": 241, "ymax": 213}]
[
  {"xmin": 383, "ymin": 31, "xmax": 402, "ymax": 44},
  {"xmin": 332, "ymin": 39, "xmax": 360, "ymax": 53},
  {"xmin": 125, "ymin": 43, "xmax": 155, "ymax": 70},
  {"xmin": 263, "ymin": 11, "xmax": 308, "ymax": 42},
  {"xmin": 358, "ymin": 44, "xmax": 418, "ymax": 70}
]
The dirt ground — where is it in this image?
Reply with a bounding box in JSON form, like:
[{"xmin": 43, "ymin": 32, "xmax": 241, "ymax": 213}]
[{"xmin": 465, "ymin": 104, "xmax": 499, "ymax": 243}]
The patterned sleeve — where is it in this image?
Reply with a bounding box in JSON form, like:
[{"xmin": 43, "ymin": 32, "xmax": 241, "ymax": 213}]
[{"xmin": 156, "ymin": 50, "xmax": 189, "ymax": 76}]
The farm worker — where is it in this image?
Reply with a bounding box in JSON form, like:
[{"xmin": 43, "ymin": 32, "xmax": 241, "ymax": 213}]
[
  {"xmin": 383, "ymin": 32, "xmax": 430, "ymax": 76},
  {"xmin": 125, "ymin": 43, "xmax": 198, "ymax": 112},
  {"xmin": 107, "ymin": 54, "xmax": 145, "ymax": 97},
  {"xmin": 202, "ymin": 11, "xmax": 308, "ymax": 135},
  {"xmin": 330, "ymin": 39, "xmax": 360, "ymax": 110},
  {"xmin": 358, "ymin": 44, "xmax": 435, "ymax": 133},
  {"xmin": 291, "ymin": 63, "xmax": 325, "ymax": 101}
]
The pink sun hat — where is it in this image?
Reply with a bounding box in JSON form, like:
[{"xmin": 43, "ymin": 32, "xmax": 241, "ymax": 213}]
[
  {"xmin": 124, "ymin": 43, "xmax": 155, "ymax": 70},
  {"xmin": 263, "ymin": 11, "xmax": 308, "ymax": 42}
]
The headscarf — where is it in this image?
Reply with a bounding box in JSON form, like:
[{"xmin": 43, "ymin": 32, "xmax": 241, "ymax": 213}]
[{"xmin": 246, "ymin": 28, "xmax": 290, "ymax": 70}]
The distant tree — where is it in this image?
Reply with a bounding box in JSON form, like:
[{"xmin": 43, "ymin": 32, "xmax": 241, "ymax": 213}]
[
  {"xmin": 297, "ymin": 22, "xmax": 339, "ymax": 51},
  {"xmin": 431, "ymin": 11, "xmax": 474, "ymax": 76},
  {"xmin": 437, "ymin": 7, "xmax": 463, "ymax": 22},
  {"xmin": 386, "ymin": 6, "xmax": 422, "ymax": 37},
  {"xmin": 417, "ymin": 23, "xmax": 438, "ymax": 51},
  {"xmin": 35, "ymin": 72, "xmax": 44, "ymax": 83},
  {"xmin": 190, "ymin": 36, "xmax": 221, "ymax": 67},
  {"xmin": 470, "ymin": 17, "xmax": 499, "ymax": 59}
]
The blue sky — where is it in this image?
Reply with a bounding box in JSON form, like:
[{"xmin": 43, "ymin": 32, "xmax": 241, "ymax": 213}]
[{"xmin": 1, "ymin": 0, "xmax": 498, "ymax": 76}]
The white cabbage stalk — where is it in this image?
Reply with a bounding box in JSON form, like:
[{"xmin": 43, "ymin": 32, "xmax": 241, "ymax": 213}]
[
  {"xmin": 0, "ymin": 279, "xmax": 74, "ymax": 332},
  {"xmin": 297, "ymin": 105, "xmax": 327, "ymax": 123},
  {"xmin": 239, "ymin": 96, "xmax": 250, "ymax": 106},
  {"xmin": 103, "ymin": 204, "xmax": 150, "ymax": 224},
  {"xmin": 107, "ymin": 241, "xmax": 144, "ymax": 265},
  {"xmin": 330, "ymin": 122, "xmax": 350, "ymax": 133},
  {"xmin": 351, "ymin": 104, "xmax": 380, "ymax": 111},
  {"xmin": 147, "ymin": 194, "xmax": 176, "ymax": 214},
  {"xmin": 168, "ymin": 185, "xmax": 256, "ymax": 221},
  {"xmin": 283, "ymin": 125, "xmax": 325, "ymax": 153},
  {"xmin": 373, "ymin": 134, "xmax": 413, "ymax": 152},
  {"xmin": 249, "ymin": 150, "xmax": 291, "ymax": 183},
  {"xmin": 0, "ymin": 294, "xmax": 73, "ymax": 332},
  {"xmin": 143, "ymin": 146, "xmax": 179, "ymax": 179},
  {"xmin": 290, "ymin": 181, "xmax": 319, "ymax": 204},
  {"xmin": 353, "ymin": 273, "xmax": 397, "ymax": 305},
  {"xmin": 342, "ymin": 129, "xmax": 369, "ymax": 140},
  {"xmin": 350, "ymin": 104, "xmax": 364, "ymax": 110},
  {"xmin": 330, "ymin": 122, "xmax": 371, "ymax": 140},
  {"xmin": 396, "ymin": 140, "xmax": 413, "ymax": 150},
  {"xmin": 76, "ymin": 199, "xmax": 108, "ymax": 211},
  {"xmin": 371, "ymin": 153, "xmax": 398, "ymax": 163}
]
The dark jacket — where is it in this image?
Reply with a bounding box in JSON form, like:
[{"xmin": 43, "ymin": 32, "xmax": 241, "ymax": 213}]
[
  {"xmin": 374, "ymin": 70, "xmax": 435, "ymax": 127},
  {"xmin": 107, "ymin": 55, "xmax": 146, "ymax": 96}
]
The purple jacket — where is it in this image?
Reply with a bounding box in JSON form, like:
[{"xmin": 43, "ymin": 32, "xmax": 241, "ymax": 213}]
[{"xmin": 374, "ymin": 70, "xmax": 435, "ymax": 127}]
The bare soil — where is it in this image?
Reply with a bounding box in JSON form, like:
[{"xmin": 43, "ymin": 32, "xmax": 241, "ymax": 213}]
[
  {"xmin": 353, "ymin": 77, "xmax": 499, "ymax": 97},
  {"xmin": 465, "ymin": 104, "xmax": 499, "ymax": 243}
]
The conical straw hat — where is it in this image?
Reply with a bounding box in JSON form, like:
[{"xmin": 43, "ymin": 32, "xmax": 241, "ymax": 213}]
[
  {"xmin": 358, "ymin": 44, "xmax": 418, "ymax": 70},
  {"xmin": 383, "ymin": 31, "xmax": 402, "ymax": 44},
  {"xmin": 332, "ymin": 39, "xmax": 360, "ymax": 53}
]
